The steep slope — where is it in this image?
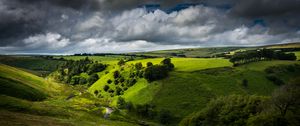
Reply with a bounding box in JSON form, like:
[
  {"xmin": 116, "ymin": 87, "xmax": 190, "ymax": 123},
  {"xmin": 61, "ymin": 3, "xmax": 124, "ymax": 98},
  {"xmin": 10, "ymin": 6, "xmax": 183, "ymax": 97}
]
[{"xmin": 0, "ymin": 64, "xmax": 60, "ymax": 101}]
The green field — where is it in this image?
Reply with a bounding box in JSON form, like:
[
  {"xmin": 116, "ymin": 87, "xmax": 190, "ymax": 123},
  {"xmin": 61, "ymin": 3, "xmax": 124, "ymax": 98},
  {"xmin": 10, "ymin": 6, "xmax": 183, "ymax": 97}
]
[
  {"xmin": 134, "ymin": 47, "xmax": 245, "ymax": 57},
  {"xmin": 54, "ymin": 55, "xmax": 143, "ymax": 65},
  {"xmin": 293, "ymin": 51, "xmax": 300, "ymax": 60},
  {"xmin": 1, "ymin": 43, "xmax": 300, "ymax": 125}
]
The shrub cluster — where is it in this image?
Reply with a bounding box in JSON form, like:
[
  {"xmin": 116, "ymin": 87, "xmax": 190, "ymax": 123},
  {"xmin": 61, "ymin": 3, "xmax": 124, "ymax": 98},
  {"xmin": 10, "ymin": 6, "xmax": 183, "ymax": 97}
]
[{"xmin": 144, "ymin": 58, "xmax": 174, "ymax": 82}]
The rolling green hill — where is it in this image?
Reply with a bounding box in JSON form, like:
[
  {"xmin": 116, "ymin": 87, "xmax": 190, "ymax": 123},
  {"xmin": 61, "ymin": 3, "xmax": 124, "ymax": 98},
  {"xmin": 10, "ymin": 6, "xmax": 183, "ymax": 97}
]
[
  {"xmin": 0, "ymin": 64, "xmax": 60, "ymax": 101},
  {"xmin": 0, "ymin": 56, "xmax": 64, "ymax": 76},
  {"xmin": 133, "ymin": 42, "xmax": 300, "ymax": 58},
  {"xmin": 87, "ymin": 58, "xmax": 300, "ymax": 123},
  {"xmin": 0, "ymin": 64, "xmax": 140, "ymax": 125}
]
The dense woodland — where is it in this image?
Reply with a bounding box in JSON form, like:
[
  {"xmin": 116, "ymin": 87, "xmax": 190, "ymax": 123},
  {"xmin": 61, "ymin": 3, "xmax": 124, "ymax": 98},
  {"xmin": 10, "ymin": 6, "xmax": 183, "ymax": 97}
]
[
  {"xmin": 180, "ymin": 78, "xmax": 300, "ymax": 126},
  {"xmin": 54, "ymin": 57, "xmax": 106, "ymax": 85},
  {"xmin": 230, "ymin": 49, "xmax": 297, "ymax": 66}
]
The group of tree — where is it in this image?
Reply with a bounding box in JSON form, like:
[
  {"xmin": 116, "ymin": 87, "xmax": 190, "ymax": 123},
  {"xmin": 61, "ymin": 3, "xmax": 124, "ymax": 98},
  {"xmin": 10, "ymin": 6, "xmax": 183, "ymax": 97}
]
[
  {"xmin": 180, "ymin": 79, "xmax": 300, "ymax": 126},
  {"xmin": 144, "ymin": 58, "xmax": 175, "ymax": 82},
  {"xmin": 230, "ymin": 49, "xmax": 296, "ymax": 66},
  {"xmin": 55, "ymin": 57, "xmax": 106, "ymax": 85},
  {"xmin": 116, "ymin": 97, "xmax": 174, "ymax": 125},
  {"xmin": 100, "ymin": 69, "xmax": 140, "ymax": 97},
  {"xmin": 265, "ymin": 64, "xmax": 300, "ymax": 86}
]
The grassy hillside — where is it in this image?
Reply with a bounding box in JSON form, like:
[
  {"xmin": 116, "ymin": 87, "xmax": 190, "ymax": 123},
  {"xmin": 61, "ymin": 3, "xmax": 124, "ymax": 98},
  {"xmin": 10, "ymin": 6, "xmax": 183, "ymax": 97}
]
[
  {"xmin": 0, "ymin": 56, "xmax": 64, "ymax": 76},
  {"xmin": 133, "ymin": 42, "xmax": 300, "ymax": 58},
  {"xmin": 0, "ymin": 64, "xmax": 141, "ymax": 125},
  {"xmin": 0, "ymin": 64, "xmax": 61, "ymax": 101},
  {"xmin": 88, "ymin": 58, "xmax": 300, "ymax": 122},
  {"xmin": 0, "ymin": 95, "xmax": 138, "ymax": 126},
  {"xmin": 134, "ymin": 47, "xmax": 246, "ymax": 57},
  {"xmin": 264, "ymin": 42, "xmax": 300, "ymax": 49}
]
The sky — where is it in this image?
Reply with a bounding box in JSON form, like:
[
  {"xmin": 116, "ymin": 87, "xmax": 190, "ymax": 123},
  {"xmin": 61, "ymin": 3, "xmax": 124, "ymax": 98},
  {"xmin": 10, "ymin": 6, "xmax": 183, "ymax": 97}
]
[{"xmin": 0, "ymin": 0, "xmax": 300, "ymax": 54}]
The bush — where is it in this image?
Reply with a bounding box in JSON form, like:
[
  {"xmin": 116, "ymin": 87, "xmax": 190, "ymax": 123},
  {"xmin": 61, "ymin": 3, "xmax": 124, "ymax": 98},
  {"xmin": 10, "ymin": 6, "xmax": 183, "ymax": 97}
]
[
  {"xmin": 242, "ymin": 79, "xmax": 248, "ymax": 87},
  {"xmin": 103, "ymin": 85, "xmax": 109, "ymax": 91},
  {"xmin": 118, "ymin": 59, "xmax": 125, "ymax": 66},
  {"xmin": 108, "ymin": 89, "xmax": 114, "ymax": 93},
  {"xmin": 161, "ymin": 58, "xmax": 174, "ymax": 71},
  {"xmin": 117, "ymin": 97, "xmax": 126, "ymax": 109},
  {"xmin": 125, "ymin": 102, "xmax": 134, "ymax": 111},
  {"xmin": 70, "ymin": 76, "xmax": 86, "ymax": 85},
  {"xmin": 88, "ymin": 73, "xmax": 99, "ymax": 85},
  {"xmin": 135, "ymin": 104, "xmax": 157, "ymax": 119},
  {"xmin": 94, "ymin": 90, "xmax": 99, "ymax": 96},
  {"xmin": 119, "ymin": 77, "xmax": 125, "ymax": 83},
  {"xmin": 147, "ymin": 62, "xmax": 153, "ymax": 67},
  {"xmin": 87, "ymin": 63, "xmax": 106, "ymax": 74},
  {"xmin": 113, "ymin": 70, "xmax": 120, "ymax": 79},
  {"xmin": 159, "ymin": 109, "xmax": 173, "ymax": 124},
  {"xmin": 144, "ymin": 65, "xmax": 168, "ymax": 82},
  {"xmin": 266, "ymin": 75, "xmax": 284, "ymax": 85},
  {"xmin": 107, "ymin": 79, "xmax": 112, "ymax": 84},
  {"xmin": 126, "ymin": 78, "xmax": 137, "ymax": 86},
  {"xmin": 135, "ymin": 62, "xmax": 143, "ymax": 70},
  {"xmin": 114, "ymin": 79, "xmax": 119, "ymax": 85},
  {"xmin": 115, "ymin": 86, "xmax": 122, "ymax": 95}
]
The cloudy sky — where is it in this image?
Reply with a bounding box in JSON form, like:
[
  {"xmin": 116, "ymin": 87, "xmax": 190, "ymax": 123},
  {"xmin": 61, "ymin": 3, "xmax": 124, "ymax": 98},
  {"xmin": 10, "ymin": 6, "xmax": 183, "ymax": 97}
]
[{"xmin": 0, "ymin": 0, "xmax": 300, "ymax": 54}]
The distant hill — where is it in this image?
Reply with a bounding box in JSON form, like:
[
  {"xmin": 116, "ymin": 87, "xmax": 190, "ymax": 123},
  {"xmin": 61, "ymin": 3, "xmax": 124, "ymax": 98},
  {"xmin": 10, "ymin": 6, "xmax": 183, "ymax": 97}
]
[
  {"xmin": 262, "ymin": 42, "xmax": 300, "ymax": 49},
  {"xmin": 133, "ymin": 42, "xmax": 300, "ymax": 58}
]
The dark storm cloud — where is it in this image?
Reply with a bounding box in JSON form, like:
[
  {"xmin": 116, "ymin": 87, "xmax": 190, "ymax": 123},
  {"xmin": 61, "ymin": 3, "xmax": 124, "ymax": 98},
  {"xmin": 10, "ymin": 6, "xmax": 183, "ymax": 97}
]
[
  {"xmin": 0, "ymin": 0, "xmax": 300, "ymax": 54},
  {"xmin": 0, "ymin": 0, "xmax": 46, "ymax": 46},
  {"xmin": 230, "ymin": 0, "xmax": 300, "ymax": 17}
]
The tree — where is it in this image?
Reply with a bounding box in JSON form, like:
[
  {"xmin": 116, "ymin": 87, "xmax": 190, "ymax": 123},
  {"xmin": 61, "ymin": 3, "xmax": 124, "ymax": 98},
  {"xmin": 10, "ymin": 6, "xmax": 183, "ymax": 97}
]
[
  {"xmin": 272, "ymin": 80, "xmax": 300, "ymax": 117},
  {"xmin": 147, "ymin": 62, "xmax": 153, "ymax": 67},
  {"xmin": 135, "ymin": 62, "xmax": 143, "ymax": 70},
  {"xmin": 88, "ymin": 73, "xmax": 99, "ymax": 85},
  {"xmin": 87, "ymin": 63, "xmax": 106, "ymax": 74},
  {"xmin": 144, "ymin": 65, "xmax": 168, "ymax": 82},
  {"xmin": 113, "ymin": 70, "xmax": 120, "ymax": 79},
  {"xmin": 94, "ymin": 90, "xmax": 99, "ymax": 96},
  {"xmin": 107, "ymin": 79, "xmax": 112, "ymax": 84},
  {"xmin": 118, "ymin": 59, "xmax": 126, "ymax": 66},
  {"xmin": 115, "ymin": 86, "xmax": 122, "ymax": 95},
  {"xmin": 117, "ymin": 97, "xmax": 126, "ymax": 109},
  {"xmin": 161, "ymin": 58, "xmax": 174, "ymax": 71},
  {"xmin": 103, "ymin": 85, "xmax": 109, "ymax": 91},
  {"xmin": 180, "ymin": 95, "xmax": 267, "ymax": 126}
]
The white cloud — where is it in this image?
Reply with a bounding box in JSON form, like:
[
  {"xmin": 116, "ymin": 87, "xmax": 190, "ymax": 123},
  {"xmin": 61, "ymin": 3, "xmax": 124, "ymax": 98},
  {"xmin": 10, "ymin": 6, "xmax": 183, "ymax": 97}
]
[
  {"xmin": 23, "ymin": 32, "xmax": 70, "ymax": 49},
  {"xmin": 68, "ymin": 38, "xmax": 192, "ymax": 53},
  {"xmin": 3, "ymin": 4, "xmax": 299, "ymax": 54},
  {"xmin": 76, "ymin": 12, "xmax": 105, "ymax": 31}
]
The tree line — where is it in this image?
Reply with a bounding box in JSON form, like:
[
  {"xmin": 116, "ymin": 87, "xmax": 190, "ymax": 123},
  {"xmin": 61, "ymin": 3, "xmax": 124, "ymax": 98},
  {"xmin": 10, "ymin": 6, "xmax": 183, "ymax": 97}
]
[{"xmin": 230, "ymin": 49, "xmax": 296, "ymax": 66}]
